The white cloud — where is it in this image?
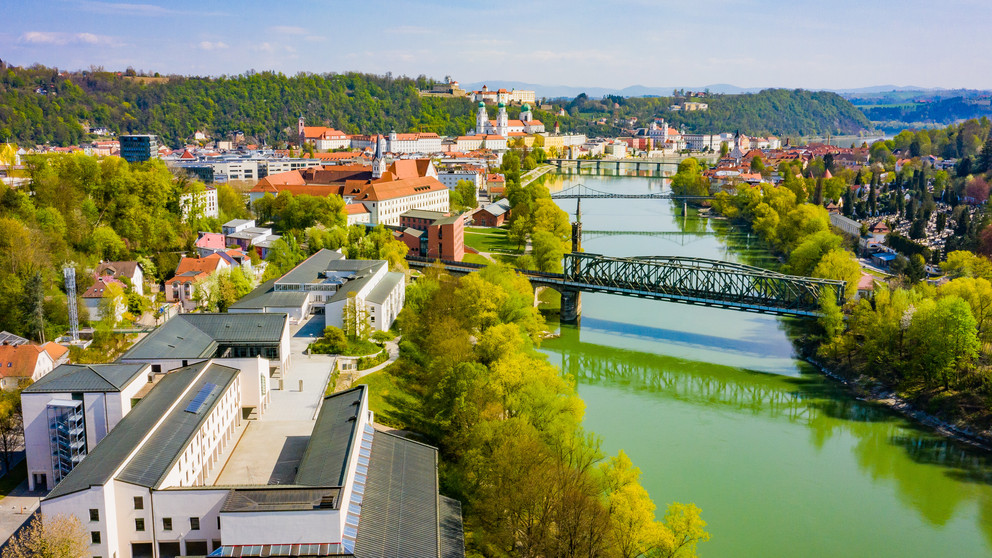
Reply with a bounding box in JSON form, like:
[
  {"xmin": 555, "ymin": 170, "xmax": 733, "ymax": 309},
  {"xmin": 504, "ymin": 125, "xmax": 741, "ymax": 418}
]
[
  {"xmin": 198, "ymin": 41, "xmax": 229, "ymax": 51},
  {"xmin": 269, "ymin": 26, "xmax": 308, "ymax": 35},
  {"xmin": 385, "ymin": 26, "xmax": 432, "ymax": 35},
  {"xmin": 19, "ymin": 31, "xmax": 121, "ymax": 46},
  {"xmin": 74, "ymin": 1, "xmax": 226, "ymax": 17}
]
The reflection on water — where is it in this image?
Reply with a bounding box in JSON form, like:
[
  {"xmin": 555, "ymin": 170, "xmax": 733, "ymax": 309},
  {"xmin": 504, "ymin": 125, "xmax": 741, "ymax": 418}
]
[{"xmin": 542, "ymin": 173, "xmax": 992, "ymax": 557}]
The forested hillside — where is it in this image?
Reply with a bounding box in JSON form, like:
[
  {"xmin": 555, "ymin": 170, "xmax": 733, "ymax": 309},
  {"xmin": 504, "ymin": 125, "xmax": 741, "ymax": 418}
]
[
  {"xmin": 857, "ymin": 97, "xmax": 992, "ymax": 131},
  {"xmin": 534, "ymin": 89, "xmax": 873, "ymax": 137},
  {"xmin": 1, "ymin": 64, "xmax": 872, "ymax": 146},
  {"xmin": 0, "ymin": 65, "xmax": 476, "ymax": 146}
]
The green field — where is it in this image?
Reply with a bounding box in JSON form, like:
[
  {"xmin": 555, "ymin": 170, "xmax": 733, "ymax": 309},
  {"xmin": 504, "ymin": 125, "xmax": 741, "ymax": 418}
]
[
  {"xmin": 461, "ymin": 253, "xmax": 491, "ymax": 265},
  {"xmin": 354, "ymin": 364, "xmax": 418, "ymax": 429},
  {"xmin": 464, "ymin": 227, "xmax": 523, "ymax": 255}
]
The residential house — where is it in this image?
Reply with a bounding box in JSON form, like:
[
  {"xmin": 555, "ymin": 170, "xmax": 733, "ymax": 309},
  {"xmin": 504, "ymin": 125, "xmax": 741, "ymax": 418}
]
[
  {"xmin": 94, "ymin": 261, "xmax": 145, "ymax": 296},
  {"xmin": 473, "ymin": 198, "xmax": 511, "ymax": 227},
  {"xmin": 82, "ymin": 275, "xmax": 128, "ymax": 324},
  {"xmin": 164, "ymin": 254, "xmax": 230, "ymax": 308},
  {"xmin": 0, "ymin": 342, "xmax": 68, "ymax": 390}
]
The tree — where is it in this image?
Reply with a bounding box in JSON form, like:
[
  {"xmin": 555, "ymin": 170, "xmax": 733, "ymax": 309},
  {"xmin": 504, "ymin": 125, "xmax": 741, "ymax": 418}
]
[
  {"xmin": 658, "ymin": 502, "xmax": 710, "ymax": 558},
  {"xmin": 0, "ymin": 390, "xmax": 24, "ymax": 473},
  {"xmin": 976, "ymin": 130, "xmax": 992, "ymax": 173},
  {"xmin": 97, "ymin": 282, "xmax": 126, "ymax": 327},
  {"xmin": 602, "ymin": 450, "xmax": 667, "ymax": 558},
  {"xmin": 906, "ymin": 296, "xmax": 979, "ymax": 389},
  {"xmin": 531, "ymin": 230, "xmax": 564, "ymax": 273},
  {"xmin": 508, "ymin": 218, "xmax": 528, "ymax": 249},
  {"xmin": 671, "ymin": 158, "xmax": 709, "ymax": 197},
  {"xmin": 812, "ymin": 249, "xmax": 861, "ymax": 300},
  {"xmin": 1, "ymin": 513, "xmax": 89, "ymax": 558},
  {"xmin": 343, "ymin": 292, "xmax": 372, "ymax": 341},
  {"xmin": 23, "ymin": 271, "xmax": 46, "ymax": 342},
  {"xmin": 453, "ymin": 179, "xmax": 478, "ymax": 211},
  {"xmin": 909, "ymin": 218, "xmax": 926, "ymax": 240}
]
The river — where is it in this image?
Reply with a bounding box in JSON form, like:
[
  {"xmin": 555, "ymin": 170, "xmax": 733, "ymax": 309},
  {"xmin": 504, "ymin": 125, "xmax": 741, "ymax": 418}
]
[{"xmin": 538, "ymin": 171, "xmax": 992, "ymax": 557}]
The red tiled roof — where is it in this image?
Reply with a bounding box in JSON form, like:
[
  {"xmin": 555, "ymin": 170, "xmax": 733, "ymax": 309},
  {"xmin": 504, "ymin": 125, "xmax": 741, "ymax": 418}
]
[
  {"xmin": 0, "ymin": 344, "xmax": 47, "ymax": 379},
  {"xmin": 165, "ymin": 254, "xmax": 225, "ymax": 284}
]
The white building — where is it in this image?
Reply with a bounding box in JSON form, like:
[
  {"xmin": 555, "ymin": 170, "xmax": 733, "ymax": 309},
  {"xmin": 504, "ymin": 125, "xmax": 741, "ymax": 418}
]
[
  {"xmin": 22, "ymin": 363, "xmax": 153, "ymax": 491},
  {"xmin": 455, "ymin": 134, "xmax": 507, "ymax": 152},
  {"xmin": 180, "ymin": 186, "xmax": 219, "ymax": 219},
  {"xmin": 298, "ymin": 118, "xmax": 352, "ymax": 150},
  {"xmin": 39, "ymin": 381, "xmax": 461, "ymax": 558},
  {"xmin": 473, "ymin": 102, "xmax": 545, "ymax": 137},
  {"xmin": 230, "ymin": 250, "xmax": 406, "ymax": 332},
  {"xmin": 437, "ymin": 168, "xmax": 484, "ymax": 191}
]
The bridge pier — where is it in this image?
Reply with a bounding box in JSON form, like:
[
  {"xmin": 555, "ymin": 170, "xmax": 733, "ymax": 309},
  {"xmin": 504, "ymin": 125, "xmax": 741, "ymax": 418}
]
[{"xmin": 560, "ymin": 290, "xmax": 582, "ymax": 323}]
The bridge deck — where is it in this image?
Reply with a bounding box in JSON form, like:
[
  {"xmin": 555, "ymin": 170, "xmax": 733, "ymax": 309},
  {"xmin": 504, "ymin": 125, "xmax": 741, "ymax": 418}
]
[{"xmin": 406, "ymin": 254, "xmax": 842, "ymax": 318}]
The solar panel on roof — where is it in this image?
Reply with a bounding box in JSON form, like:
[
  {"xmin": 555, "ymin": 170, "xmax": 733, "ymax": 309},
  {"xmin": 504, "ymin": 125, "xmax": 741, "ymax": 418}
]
[{"xmin": 184, "ymin": 382, "xmax": 218, "ymax": 413}]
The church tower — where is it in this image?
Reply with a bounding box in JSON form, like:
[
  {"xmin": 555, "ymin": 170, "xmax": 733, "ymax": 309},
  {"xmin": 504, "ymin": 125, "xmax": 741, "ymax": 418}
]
[
  {"xmin": 298, "ymin": 116, "xmax": 306, "ymax": 145},
  {"xmin": 476, "ymin": 102, "xmax": 488, "ymax": 135},
  {"xmin": 372, "ymin": 135, "xmax": 386, "ymax": 179},
  {"xmin": 496, "ymin": 102, "xmax": 508, "ymax": 137},
  {"xmin": 520, "ymin": 103, "xmax": 532, "ymax": 123}
]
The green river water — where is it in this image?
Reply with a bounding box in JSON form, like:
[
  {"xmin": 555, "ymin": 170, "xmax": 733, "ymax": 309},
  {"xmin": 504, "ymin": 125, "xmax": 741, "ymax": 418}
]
[{"xmin": 538, "ymin": 171, "xmax": 992, "ymax": 557}]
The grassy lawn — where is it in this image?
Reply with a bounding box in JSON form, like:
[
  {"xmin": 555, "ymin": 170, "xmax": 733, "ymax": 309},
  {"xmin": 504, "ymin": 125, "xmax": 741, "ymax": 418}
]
[
  {"xmin": 461, "ymin": 253, "xmax": 491, "ymax": 265},
  {"xmin": 354, "ymin": 363, "xmax": 419, "ymax": 429},
  {"xmin": 464, "ymin": 228, "xmax": 523, "ymax": 255},
  {"xmin": 0, "ymin": 461, "xmax": 27, "ymax": 500},
  {"xmin": 465, "ymin": 226, "xmax": 509, "ymax": 234}
]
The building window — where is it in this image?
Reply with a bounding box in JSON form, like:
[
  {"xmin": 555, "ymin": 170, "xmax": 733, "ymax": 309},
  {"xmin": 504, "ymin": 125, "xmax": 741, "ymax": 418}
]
[
  {"xmin": 134, "ymin": 496, "xmax": 144, "ymax": 510},
  {"xmin": 89, "ymin": 509, "xmax": 99, "ymax": 522},
  {"xmin": 135, "ymin": 518, "xmax": 145, "ymax": 532},
  {"xmin": 190, "ymin": 517, "xmax": 200, "ymax": 530},
  {"xmin": 163, "ymin": 517, "xmax": 172, "ymax": 531},
  {"xmin": 91, "ymin": 531, "xmax": 101, "ymax": 544}
]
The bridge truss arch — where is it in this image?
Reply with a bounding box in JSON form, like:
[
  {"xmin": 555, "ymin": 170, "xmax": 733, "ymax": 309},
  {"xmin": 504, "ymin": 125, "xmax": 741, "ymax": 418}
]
[{"xmin": 561, "ymin": 253, "xmax": 845, "ymax": 317}]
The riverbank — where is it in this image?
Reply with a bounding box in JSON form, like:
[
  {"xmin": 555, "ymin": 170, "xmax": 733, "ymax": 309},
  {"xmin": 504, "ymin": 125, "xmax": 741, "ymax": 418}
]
[{"xmin": 803, "ymin": 353, "xmax": 992, "ymax": 453}]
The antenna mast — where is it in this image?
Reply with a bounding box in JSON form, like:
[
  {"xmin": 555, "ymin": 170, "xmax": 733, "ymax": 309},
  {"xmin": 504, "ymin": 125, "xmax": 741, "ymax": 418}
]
[{"xmin": 64, "ymin": 265, "xmax": 79, "ymax": 342}]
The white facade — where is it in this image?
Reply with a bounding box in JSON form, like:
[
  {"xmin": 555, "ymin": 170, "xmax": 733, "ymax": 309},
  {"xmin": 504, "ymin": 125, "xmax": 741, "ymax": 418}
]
[
  {"xmin": 23, "ymin": 366, "xmax": 151, "ymax": 490},
  {"xmin": 437, "ymin": 170, "xmax": 483, "ymax": 191},
  {"xmin": 180, "ymin": 186, "xmax": 219, "ymax": 219},
  {"xmin": 386, "ymin": 131, "xmax": 443, "ymax": 154},
  {"xmin": 365, "ymin": 187, "xmax": 449, "ymax": 226}
]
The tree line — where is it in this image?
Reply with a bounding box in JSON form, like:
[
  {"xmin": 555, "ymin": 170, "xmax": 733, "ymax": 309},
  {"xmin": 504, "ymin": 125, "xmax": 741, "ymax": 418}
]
[
  {"xmin": 0, "ymin": 65, "xmax": 476, "ymax": 146},
  {"xmin": 534, "ymin": 89, "xmax": 872, "ymax": 137},
  {"xmin": 394, "ymin": 263, "xmax": 709, "ymax": 557}
]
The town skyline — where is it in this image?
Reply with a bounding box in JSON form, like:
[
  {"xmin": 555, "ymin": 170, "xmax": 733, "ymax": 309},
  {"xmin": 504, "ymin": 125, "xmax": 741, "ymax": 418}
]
[{"xmin": 3, "ymin": 0, "xmax": 992, "ymax": 90}]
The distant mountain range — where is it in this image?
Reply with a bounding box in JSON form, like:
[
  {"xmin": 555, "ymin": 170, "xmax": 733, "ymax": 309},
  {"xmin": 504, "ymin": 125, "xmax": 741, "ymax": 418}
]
[{"xmin": 460, "ymin": 81, "xmax": 991, "ymax": 101}]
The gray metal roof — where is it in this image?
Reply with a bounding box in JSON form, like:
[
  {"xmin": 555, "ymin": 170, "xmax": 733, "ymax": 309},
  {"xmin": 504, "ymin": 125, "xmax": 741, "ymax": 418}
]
[
  {"xmin": 401, "ymin": 209, "xmax": 446, "ymax": 221},
  {"xmin": 229, "ymin": 279, "xmax": 309, "ymax": 311},
  {"xmin": 221, "ymin": 488, "xmax": 341, "ymax": 513},
  {"xmin": 122, "ymin": 313, "xmax": 287, "ymax": 360},
  {"xmin": 353, "ymin": 432, "xmax": 441, "ymax": 558},
  {"xmin": 117, "ymin": 362, "xmax": 240, "ymax": 489},
  {"xmin": 277, "ymin": 249, "xmax": 345, "ymax": 287},
  {"xmin": 295, "ymin": 386, "xmax": 366, "ymax": 489},
  {"xmin": 24, "ymin": 364, "xmax": 148, "ymax": 393},
  {"xmin": 365, "ymin": 272, "xmax": 404, "ymax": 305},
  {"xmin": 45, "ymin": 362, "xmax": 216, "ymax": 499},
  {"xmin": 439, "ymin": 497, "xmax": 466, "ymax": 558}
]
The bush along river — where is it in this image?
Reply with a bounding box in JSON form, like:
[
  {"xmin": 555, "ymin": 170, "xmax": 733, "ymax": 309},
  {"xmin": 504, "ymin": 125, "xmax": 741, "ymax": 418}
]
[{"xmin": 537, "ymin": 171, "xmax": 992, "ymax": 557}]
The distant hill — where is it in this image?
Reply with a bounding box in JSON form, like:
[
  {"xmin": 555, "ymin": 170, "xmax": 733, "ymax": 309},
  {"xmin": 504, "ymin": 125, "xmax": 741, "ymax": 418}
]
[
  {"xmin": 461, "ymin": 81, "xmax": 764, "ymax": 99},
  {"xmin": 0, "ymin": 66, "xmax": 477, "ymax": 147},
  {"xmin": 537, "ymin": 89, "xmax": 872, "ymax": 137},
  {"xmin": 0, "ymin": 65, "xmax": 871, "ymax": 146}
]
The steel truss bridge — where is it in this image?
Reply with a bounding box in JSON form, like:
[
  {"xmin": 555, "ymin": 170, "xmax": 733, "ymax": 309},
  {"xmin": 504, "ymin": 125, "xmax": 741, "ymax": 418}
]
[
  {"xmin": 406, "ymin": 252, "xmax": 844, "ymax": 320},
  {"xmin": 549, "ymin": 183, "xmax": 712, "ymax": 200}
]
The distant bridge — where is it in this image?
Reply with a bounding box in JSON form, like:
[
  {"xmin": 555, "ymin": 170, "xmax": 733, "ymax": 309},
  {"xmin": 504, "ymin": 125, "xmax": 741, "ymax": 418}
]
[
  {"xmin": 406, "ymin": 252, "xmax": 844, "ymax": 321},
  {"xmin": 550, "ymin": 183, "xmax": 712, "ymax": 200},
  {"xmin": 548, "ymin": 158, "xmax": 679, "ymax": 174}
]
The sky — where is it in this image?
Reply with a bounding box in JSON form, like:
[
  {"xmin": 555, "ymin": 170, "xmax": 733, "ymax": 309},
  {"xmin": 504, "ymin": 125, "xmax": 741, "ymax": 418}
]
[{"xmin": 2, "ymin": 0, "xmax": 992, "ymax": 91}]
